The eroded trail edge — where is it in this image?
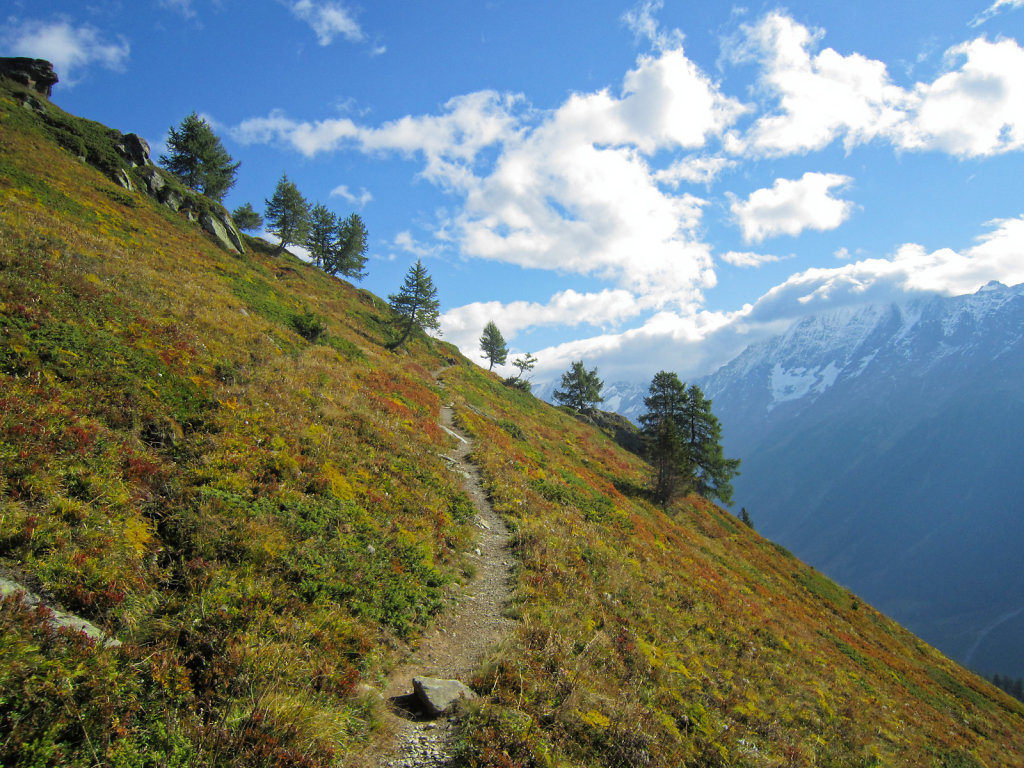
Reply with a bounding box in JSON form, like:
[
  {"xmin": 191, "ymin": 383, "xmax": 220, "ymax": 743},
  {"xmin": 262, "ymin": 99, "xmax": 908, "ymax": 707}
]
[{"xmin": 376, "ymin": 382, "xmax": 514, "ymax": 767}]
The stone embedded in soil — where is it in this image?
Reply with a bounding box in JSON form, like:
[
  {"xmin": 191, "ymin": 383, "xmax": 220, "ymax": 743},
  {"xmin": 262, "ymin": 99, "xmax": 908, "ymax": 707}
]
[{"xmin": 413, "ymin": 676, "xmax": 477, "ymax": 717}]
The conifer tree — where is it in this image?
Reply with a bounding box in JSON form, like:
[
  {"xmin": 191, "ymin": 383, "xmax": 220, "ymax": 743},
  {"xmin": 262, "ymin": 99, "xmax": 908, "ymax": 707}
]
[
  {"xmin": 388, "ymin": 260, "xmax": 440, "ymax": 349},
  {"xmin": 264, "ymin": 174, "xmax": 311, "ymax": 256},
  {"xmin": 553, "ymin": 361, "xmax": 603, "ymax": 412},
  {"xmin": 306, "ymin": 203, "xmax": 338, "ymax": 269},
  {"xmin": 328, "ymin": 212, "xmax": 368, "ymax": 280},
  {"xmin": 231, "ymin": 202, "xmax": 263, "ymax": 232},
  {"xmin": 479, "ymin": 321, "xmax": 508, "ymax": 371},
  {"xmin": 679, "ymin": 384, "xmax": 741, "ymax": 505},
  {"xmin": 160, "ymin": 112, "xmax": 239, "ymax": 201},
  {"xmin": 639, "ymin": 371, "xmax": 692, "ymax": 505}
]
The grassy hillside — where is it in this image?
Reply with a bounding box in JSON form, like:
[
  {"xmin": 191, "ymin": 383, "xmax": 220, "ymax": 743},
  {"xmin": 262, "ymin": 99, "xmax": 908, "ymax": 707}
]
[{"xmin": 1, "ymin": 79, "xmax": 1022, "ymax": 767}]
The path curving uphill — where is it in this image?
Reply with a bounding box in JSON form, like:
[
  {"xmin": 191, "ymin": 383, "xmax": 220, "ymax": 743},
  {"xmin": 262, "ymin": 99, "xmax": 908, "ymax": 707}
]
[{"xmin": 376, "ymin": 374, "xmax": 515, "ymax": 767}]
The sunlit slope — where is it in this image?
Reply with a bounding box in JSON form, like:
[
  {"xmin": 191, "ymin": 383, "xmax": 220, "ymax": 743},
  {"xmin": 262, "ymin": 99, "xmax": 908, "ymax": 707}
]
[{"xmin": 1, "ymin": 80, "xmax": 1022, "ymax": 767}]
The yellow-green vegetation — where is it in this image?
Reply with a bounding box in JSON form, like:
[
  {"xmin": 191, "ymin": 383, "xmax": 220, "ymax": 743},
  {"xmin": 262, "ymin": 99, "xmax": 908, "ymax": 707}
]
[{"xmin": 1, "ymin": 78, "xmax": 1023, "ymax": 767}]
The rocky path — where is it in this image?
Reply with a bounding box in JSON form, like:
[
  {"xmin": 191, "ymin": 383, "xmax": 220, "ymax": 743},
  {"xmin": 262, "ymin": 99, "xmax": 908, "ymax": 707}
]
[{"xmin": 375, "ymin": 380, "xmax": 515, "ymax": 767}]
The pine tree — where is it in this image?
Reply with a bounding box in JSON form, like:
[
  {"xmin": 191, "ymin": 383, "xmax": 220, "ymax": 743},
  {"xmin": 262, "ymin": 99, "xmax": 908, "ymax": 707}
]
[
  {"xmin": 231, "ymin": 202, "xmax": 263, "ymax": 232},
  {"xmin": 639, "ymin": 371, "xmax": 693, "ymax": 505},
  {"xmin": 553, "ymin": 361, "xmax": 603, "ymax": 412},
  {"xmin": 388, "ymin": 260, "xmax": 441, "ymax": 349},
  {"xmin": 740, "ymin": 507, "xmax": 754, "ymax": 529},
  {"xmin": 479, "ymin": 321, "xmax": 508, "ymax": 371},
  {"xmin": 306, "ymin": 203, "xmax": 338, "ymax": 269},
  {"xmin": 506, "ymin": 352, "xmax": 538, "ymax": 391},
  {"xmin": 160, "ymin": 112, "xmax": 239, "ymax": 201},
  {"xmin": 264, "ymin": 174, "xmax": 311, "ymax": 256},
  {"xmin": 328, "ymin": 213, "xmax": 368, "ymax": 279}
]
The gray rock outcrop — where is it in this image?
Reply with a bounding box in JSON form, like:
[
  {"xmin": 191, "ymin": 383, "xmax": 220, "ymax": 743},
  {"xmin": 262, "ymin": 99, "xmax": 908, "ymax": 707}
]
[
  {"xmin": 0, "ymin": 578, "xmax": 120, "ymax": 647},
  {"xmin": 0, "ymin": 57, "xmax": 58, "ymax": 97},
  {"xmin": 412, "ymin": 676, "xmax": 477, "ymax": 717},
  {"xmin": 200, "ymin": 210, "xmax": 244, "ymax": 254}
]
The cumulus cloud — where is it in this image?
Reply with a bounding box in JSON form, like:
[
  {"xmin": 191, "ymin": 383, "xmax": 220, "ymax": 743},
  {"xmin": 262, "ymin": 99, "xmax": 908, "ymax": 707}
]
[
  {"xmin": 288, "ymin": 0, "xmax": 363, "ymax": 46},
  {"xmin": 236, "ymin": 46, "xmax": 745, "ymax": 304},
  {"xmin": 731, "ymin": 172, "xmax": 854, "ymax": 243},
  {"xmin": 729, "ymin": 12, "xmax": 1024, "ymax": 158},
  {"xmin": 897, "ymin": 38, "xmax": 1024, "ymax": 156},
  {"xmin": 727, "ymin": 12, "xmax": 909, "ymax": 155},
  {"xmin": 440, "ymin": 289, "xmax": 645, "ymax": 353},
  {"xmin": 0, "ymin": 18, "xmax": 130, "ymax": 84}
]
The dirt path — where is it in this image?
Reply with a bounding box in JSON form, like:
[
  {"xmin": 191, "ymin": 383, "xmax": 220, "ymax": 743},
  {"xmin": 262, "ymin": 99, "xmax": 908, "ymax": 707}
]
[{"xmin": 375, "ymin": 379, "xmax": 515, "ymax": 767}]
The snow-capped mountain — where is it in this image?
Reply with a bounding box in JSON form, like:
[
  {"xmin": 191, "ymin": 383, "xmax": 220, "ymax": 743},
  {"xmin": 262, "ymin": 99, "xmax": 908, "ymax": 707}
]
[{"xmin": 695, "ymin": 281, "xmax": 1024, "ymax": 679}]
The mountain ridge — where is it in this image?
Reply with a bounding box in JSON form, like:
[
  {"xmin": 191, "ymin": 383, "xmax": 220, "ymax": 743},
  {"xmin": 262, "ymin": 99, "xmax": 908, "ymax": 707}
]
[{"xmin": 693, "ymin": 281, "xmax": 1024, "ymax": 680}]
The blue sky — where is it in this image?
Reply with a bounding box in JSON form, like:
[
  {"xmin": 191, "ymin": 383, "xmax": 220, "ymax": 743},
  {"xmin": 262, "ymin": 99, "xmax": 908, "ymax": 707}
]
[{"xmin": 6, "ymin": 0, "xmax": 1024, "ymax": 387}]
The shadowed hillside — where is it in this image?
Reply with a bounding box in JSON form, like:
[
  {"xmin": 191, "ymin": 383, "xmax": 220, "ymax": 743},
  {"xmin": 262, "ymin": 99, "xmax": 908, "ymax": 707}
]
[{"xmin": 1, "ymin": 77, "xmax": 1023, "ymax": 767}]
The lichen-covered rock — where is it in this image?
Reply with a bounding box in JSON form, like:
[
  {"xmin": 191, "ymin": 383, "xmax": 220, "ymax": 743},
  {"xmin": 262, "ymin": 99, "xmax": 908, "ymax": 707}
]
[
  {"xmin": 412, "ymin": 676, "xmax": 477, "ymax": 717},
  {"xmin": 200, "ymin": 211, "xmax": 243, "ymax": 254},
  {"xmin": 0, "ymin": 57, "xmax": 58, "ymax": 97}
]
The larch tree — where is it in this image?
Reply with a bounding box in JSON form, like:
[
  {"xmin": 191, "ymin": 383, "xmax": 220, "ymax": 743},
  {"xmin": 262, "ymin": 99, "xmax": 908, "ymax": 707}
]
[
  {"xmin": 306, "ymin": 203, "xmax": 338, "ymax": 269},
  {"xmin": 639, "ymin": 371, "xmax": 693, "ymax": 506},
  {"xmin": 328, "ymin": 213, "xmax": 368, "ymax": 280},
  {"xmin": 160, "ymin": 112, "xmax": 239, "ymax": 202},
  {"xmin": 553, "ymin": 360, "xmax": 603, "ymax": 413},
  {"xmin": 264, "ymin": 174, "xmax": 311, "ymax": 256},
  {"xmin": 231, "ymin": 202, "xmax": 263, "ymax": 232},
  {"xmin": 388, "ymin": 260, "xmax": 440, "ymax": 349},
  {"xmin": 679, "ymin": 384, "xmax": 741, "ymax": 505},
  {"xmin": 479, "ymin": 321, "xmax": 508, "ymax": 371}
]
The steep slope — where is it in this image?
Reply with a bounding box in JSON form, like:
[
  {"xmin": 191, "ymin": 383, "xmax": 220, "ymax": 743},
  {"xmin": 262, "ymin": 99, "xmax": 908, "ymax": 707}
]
[
  {"xmin": 699, "ymin": 285, "xmax": 1024, "ymax": 679},
  {"xmin": 1, "ymin": 78, "xmax": 1023, "ymax": 767}
]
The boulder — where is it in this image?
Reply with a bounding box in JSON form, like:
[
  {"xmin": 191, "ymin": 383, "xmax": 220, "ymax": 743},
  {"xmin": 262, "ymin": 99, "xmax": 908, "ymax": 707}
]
[
  {"xmin": 200, "ymin": 211, "xmax": 243, "ymax": 255},
  {"xmin": 116, "ymin": 133, "xmax": 151, "ymax": 167},
  {"xmin": 0, "ymin": 57, "xmax": 58, "ymax": 97},
  {"xmin": 412, "ymin": 676, "xmax": 477, "ymax": 717}
]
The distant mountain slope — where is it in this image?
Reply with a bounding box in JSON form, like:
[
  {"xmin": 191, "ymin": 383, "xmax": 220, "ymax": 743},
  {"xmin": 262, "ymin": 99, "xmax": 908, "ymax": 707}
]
[
  {"xmin": 699, "ymin": 282, "xmax": 1024, "ymax": 679},
  {"xmin": 1, "ymin": 75, "xmax": 1023, "ymax": 767}
]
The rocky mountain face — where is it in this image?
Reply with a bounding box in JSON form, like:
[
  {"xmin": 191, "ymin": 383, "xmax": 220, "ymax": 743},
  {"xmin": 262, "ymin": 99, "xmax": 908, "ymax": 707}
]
[{"xmin": 697, "ymin": 281, "xmax": 1024, "ymax": 678}]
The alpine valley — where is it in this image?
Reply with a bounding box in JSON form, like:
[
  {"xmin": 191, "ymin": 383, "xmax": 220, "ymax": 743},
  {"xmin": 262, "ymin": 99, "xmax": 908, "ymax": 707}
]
[{"xmin": 694, "ymin": 281, "xmax": 1024, "ymax": 681}]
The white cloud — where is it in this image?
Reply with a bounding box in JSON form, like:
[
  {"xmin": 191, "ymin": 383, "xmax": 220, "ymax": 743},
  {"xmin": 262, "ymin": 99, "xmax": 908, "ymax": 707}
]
[
  {"xmin": 235, "ymin": 47, "xmax": 745, "ymax": 303},
  {"xmin": 441, "ymin": 288, "xmax": 645, "ymax": 354},
  {"xmin": 288, "ymin": 0, "xmax": 364, "ymax": 46},
  {"xmin": 897, "ymin": 38, "xmax": 1024, "ymax": 156},
  {"xmin": 622, "ymin": 0, "xmax": 685, "ymax": 52},
  {"xmin": 330, "ymin": 184, "xmax": 373, "ymax": 206},
  {"xmin": 654, "ymin": 155, "xmax": 734, "ymax": 186},
  {"xmin": 731, "ymin": 172, "xmax": 854, "ymax": 243},
  {"xmin": 721, "ymin": 250, "xmax": 783, "ymax": 268},
  {"xmin": 729, "ymin": 12, "xmax": 1024, "ymax": 158},
  {"xmin": 971, "ymin": 0, "xmax": 1024, "ymax": 27},
  {"xmin": 526, "ymin": 215, "xmax": 1024, "ymax": 386},
  {"xmin": 727, "ymin": 12, "xmax": 909, "ymax": 155},
  {"xmin": 393, "ymin": 231, "xmax": 436, "ymax": 258},
  {"xmin": 0, "ymin": 19, "xmax": 130, "ymax": 84}
]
